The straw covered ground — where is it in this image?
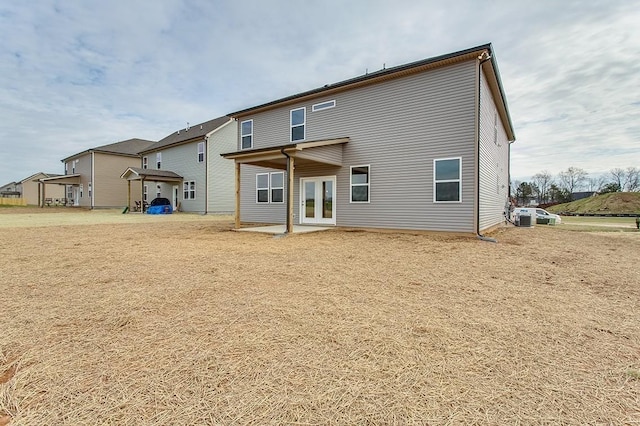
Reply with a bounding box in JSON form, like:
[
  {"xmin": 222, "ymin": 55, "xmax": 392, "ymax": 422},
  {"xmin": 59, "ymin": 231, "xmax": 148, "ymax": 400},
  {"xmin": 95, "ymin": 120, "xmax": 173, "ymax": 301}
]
[{"xmin": 1, "ymin": 208, "xmax": 639, "ymax": 425}]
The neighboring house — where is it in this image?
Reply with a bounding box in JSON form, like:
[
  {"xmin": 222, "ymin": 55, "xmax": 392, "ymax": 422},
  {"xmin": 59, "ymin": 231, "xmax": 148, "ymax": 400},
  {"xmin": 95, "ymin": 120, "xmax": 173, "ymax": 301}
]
[
  {"xmin": 40, "ymin": 138, "xmax": 155, "ymax": 208},
  {"xmin": 0, "ymin": 181, "xmax": 20, "ymax": 197},
  {"xmin": 122, "ymin": 116, "xmax": 236, "ymax": 213},
  {"xmin": 222, "ymin": 43, "xmax": 515, "ymax": 234},
  {"xmin": 20, "ymin": 172, "xmax": 65, "ymax": 205},
  {"xmin": 572, "ymin": 191, "xmax": 596, "ymax": 201}
]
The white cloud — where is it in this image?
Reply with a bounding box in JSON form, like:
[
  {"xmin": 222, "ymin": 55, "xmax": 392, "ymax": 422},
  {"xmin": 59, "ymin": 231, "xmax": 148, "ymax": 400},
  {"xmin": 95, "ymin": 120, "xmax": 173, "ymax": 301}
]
[{"xmin": 0, "ymin": 0, "xmax": 638, "ymax": 186}]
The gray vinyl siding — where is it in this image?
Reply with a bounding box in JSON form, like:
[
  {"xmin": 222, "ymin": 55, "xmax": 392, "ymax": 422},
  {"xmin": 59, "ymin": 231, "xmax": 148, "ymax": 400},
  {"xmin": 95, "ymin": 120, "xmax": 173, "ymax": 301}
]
[
  {"xmin": 147, "ymin": 142, "xmax": 206, "ymax": 212},
  {"xmin": 240, "ymin": 165, "xmax": 286, "ymax": 223},
  {"xmin": 207, "ymin": 120, "xmax": 236, "ymax": 213},
  {"xmin": 238, "ymin": 60, "xmax": 479, "ymax": 232},
  {"xmin": 478, "ymin": 69, "xmax": 511, "ymax": 231}
]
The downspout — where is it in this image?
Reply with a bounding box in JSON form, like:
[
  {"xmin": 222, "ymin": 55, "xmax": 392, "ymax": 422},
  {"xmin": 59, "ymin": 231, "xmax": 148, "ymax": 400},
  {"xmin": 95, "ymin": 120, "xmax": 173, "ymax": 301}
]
[
  {"xmin": 281, "ymin": 147, "xmax": 291, "ymax": 234},
  {"xmin": 90, "ymin": 151, "xmax": 95, "ymax": 209},
  {"xmin": 476, "ymin": 51, "xmax": 497, "ymax": 243},
  {"xmin": 204, "ymin": 136, "xmax": 208, "ymax": 214}
]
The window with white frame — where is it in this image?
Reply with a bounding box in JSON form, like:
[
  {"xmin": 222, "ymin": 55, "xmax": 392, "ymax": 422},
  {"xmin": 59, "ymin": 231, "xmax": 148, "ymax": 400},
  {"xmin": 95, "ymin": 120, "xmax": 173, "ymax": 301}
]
[
  {"xmin": 79, "ymin": 183, "xmax": 83, "ymax": 198},
  {"xmin": 312, "ymin": 100, "xmax": 336, "ymax": 112},
  {"xmin": 142, "ymin": 156, "xmax": 148, "ymax": 169},
  {"xmin": 270, "ymin": 172, "xmax": 284, "ymax": 203},
  {"xmin": 156, "ymin": 152, "xmax": 162, "ymax": 169},
  {"xmin": 434, "ymin": 158, "xmax": 462, "ymax": 202},
  {"xmin": 156, "ymin": 184, "xmax": 161, "ymax": 198},
  {"xmin": 256, "ymin": 173, "xmax": 269, "ymax": 203},
  {"xmin": 143, "ymin": 184, "xmax": 148, "ymax": 201},
  {"xmin": 350, "ymin": 165, "xmax": 370, "ymax": 203},
  {"xmin": 241, "ymin": 120, "xmax": 253, "ymax": 149},
  {"xmin": 88, "ymin": 182, "xmax": 92, "ymax": 198},
  {"xmin": 183, "ymin": 181, "xmax": 196, "ymax": 200},
  {"xmin": 256, "ymin": 172, "xmax": 284, "ymax": 203},
  {"xmin": 197, "ymin": 142, "xmax": 205, "ymax": 162},
  {"xmin": 290, "ymin": 107, "xmax": 305, "ymax": 141}
]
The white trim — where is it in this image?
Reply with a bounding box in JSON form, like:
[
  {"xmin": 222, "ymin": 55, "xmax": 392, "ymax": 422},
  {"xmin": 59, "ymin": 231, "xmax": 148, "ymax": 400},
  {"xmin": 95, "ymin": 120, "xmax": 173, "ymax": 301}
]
[
  {"xmin": 256, "ymin": 173, "xmax": 269, "ymax": 203},
  {"xmin": 290, "ymin": 107, "xmax": 306, "ymax": 142},
  {"xmin": 350, "ymin": 164, "xmax": 370, "ymax": 203},
  {"xmin": 433, "ymin": 157, "xmax": 462, "ymax": 203},
  {"xmin": 299, "ymin": 175, "xmax": 337, "ymax": 225},
  {"xmin": 312, "ymin": 100, "xmax": 336, "ymax": 112},
  {"xmin": 241, "ymin": 119, "xmax": 253, "ymax": 149}
]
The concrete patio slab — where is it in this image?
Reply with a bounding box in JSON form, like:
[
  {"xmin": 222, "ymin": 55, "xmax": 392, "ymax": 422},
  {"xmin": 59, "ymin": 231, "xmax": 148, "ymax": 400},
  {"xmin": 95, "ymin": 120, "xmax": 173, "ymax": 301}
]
[{"xmin": 236, "ymin": 225, "xmax": 330, "ymax": 234}]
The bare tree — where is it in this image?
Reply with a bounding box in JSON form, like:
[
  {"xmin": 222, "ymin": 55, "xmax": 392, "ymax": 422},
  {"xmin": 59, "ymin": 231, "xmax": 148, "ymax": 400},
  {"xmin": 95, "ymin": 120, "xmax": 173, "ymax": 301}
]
[
  {"xmin": 558, "ymin": 167, "xmax": 587, "ymax": 197},
  {"xmin": 609, "ymin": 168, "xmax": 626, "ymax": 190},
  {"xmin": 586, "ymin": 176, "xmax": 606, "ymax": 192},
  {"xmin": 624, "ymin": 166, "xmax": 639, "ymax": 192},
  {"xmin": 532, "ymin": 171, "xmax": 553, "ymax": 204}
]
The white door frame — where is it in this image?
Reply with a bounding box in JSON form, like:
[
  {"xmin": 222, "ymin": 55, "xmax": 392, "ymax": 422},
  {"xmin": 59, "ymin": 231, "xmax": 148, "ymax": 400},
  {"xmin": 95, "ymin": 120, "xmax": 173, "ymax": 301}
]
[
  {"xmin": 299, "ymin": 176, "xmax": 336, "ymax": 225},
  {"xmin": 172, "ymin": 185, "xmax": 179, "ymax": 211}
]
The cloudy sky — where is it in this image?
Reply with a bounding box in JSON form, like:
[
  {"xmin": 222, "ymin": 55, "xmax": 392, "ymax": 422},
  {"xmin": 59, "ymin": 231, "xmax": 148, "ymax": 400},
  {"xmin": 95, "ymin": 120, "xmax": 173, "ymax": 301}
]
[{"xmin": 1, "ymin": 0, "xmax": 638, "ymax": 186}]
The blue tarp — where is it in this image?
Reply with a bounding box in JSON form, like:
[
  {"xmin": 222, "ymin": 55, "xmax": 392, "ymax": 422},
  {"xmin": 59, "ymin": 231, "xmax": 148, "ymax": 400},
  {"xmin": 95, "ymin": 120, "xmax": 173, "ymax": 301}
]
[{"xmin": 147, "ymin": 205, "xmax": 172, "ymax": 214}]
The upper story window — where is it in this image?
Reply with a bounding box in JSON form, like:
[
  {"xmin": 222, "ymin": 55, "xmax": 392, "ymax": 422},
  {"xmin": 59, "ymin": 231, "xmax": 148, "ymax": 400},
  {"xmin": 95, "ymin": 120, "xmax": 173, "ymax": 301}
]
[
  {"xmin": 350, "ymin": 165, "xmax": 370, "ymax": 203},
  {"xmin": 156, "ymin": 152, "xmax": 162, "ymax": 169},
  {"xmin": 142, "ymin": 156, "xmax": 148, "ymax": 169},
  {"xmin": 290, "ymin": 107, "xmax": 305, "ymax": 142},
  {"xmin": 241, "ymin": 120, "xmax": 253, "ymax": 149},
  {"xmin": 434, "ymin": 157, "xmax": 462, "ymax": 203},
  {"xmin": 197, "ymin": 142, "xmax": 205, "ymax": 162},
  {"xmin": 312, "ymin": 100, "xmax": 336, "ymax": 112}
]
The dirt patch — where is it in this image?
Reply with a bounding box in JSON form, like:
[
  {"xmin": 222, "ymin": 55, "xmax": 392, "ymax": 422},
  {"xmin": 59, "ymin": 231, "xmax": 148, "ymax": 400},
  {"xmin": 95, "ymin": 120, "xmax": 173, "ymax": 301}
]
[{"xmin": 0, "ymin": 211, "xmax": 639, "ymax": 424}]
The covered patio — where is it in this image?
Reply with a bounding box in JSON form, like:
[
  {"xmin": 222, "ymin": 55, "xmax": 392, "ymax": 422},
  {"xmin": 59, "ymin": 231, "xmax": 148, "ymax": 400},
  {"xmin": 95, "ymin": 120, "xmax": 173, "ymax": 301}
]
[
  {"xmin": 221, "ymin": 137, "xmax": 349, "ymax": 233},
  {"xmin": 120, "ymin": 167, "xmax": 183, "ymax": 212},
  {"xmin": 38, "ymin": 174, "xmax": 81, "ymax": 207}
]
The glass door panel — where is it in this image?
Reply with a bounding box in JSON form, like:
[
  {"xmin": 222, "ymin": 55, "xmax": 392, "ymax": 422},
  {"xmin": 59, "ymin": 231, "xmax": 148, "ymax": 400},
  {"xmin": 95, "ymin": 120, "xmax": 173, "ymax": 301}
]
[{"xmin": 305, "ymin": 181, "xmax": 315, "ymax": 218}]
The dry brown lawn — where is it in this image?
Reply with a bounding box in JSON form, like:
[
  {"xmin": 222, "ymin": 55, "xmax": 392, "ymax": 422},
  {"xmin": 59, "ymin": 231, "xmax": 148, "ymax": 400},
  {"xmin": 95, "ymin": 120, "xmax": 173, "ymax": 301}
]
[{"xmin": 1, "ymin": 208, "xmax": 639, "ymax": 425}]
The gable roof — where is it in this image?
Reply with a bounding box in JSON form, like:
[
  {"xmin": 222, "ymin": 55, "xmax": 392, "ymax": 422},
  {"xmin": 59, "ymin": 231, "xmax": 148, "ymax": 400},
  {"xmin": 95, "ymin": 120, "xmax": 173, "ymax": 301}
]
[
  {"xmin": 62, "ymin": 138, "xmax": 156, "ymax": 162},
  {"xmin": 20, "ymin": 172, "xmax": 63, "ymax": 183},
  {"xmin": 229, "ymin": 43, "xmax": 515, "ymax": 141},
  {"xmin": 140, "ymin": 116, "xmax": 232, "ymax": 154},
  {"xmin": 120, "ymin": 167, "xmax": 183, "ymax": 182}
]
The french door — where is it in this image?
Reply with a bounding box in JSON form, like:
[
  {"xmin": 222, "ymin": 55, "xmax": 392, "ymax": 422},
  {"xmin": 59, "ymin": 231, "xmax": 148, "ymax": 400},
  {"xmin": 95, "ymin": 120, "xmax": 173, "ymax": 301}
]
[{"xmin": 300, "ymin": 176, "xmax": 336, "ymax": 225}]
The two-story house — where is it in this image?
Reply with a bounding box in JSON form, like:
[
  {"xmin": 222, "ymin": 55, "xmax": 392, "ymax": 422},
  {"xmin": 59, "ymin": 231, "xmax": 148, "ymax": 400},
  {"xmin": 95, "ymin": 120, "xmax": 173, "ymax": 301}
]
[
  {"xmin": 40, "ymin": 138, "xmax": 155, "ymax": 208},
  {"xmin": 121, "ymin": 116, "xmax": 236, "ymax": 213},
  {"xmin": 222, "ymin": 44, "xmax": 515, "ymax": 234}
]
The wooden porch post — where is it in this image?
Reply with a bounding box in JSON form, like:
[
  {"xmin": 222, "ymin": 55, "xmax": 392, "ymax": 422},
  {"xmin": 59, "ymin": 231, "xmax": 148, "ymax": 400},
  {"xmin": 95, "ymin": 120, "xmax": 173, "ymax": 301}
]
[
  {"xmin": 287, "ymin": 156, "xmax": 295, "ymax": 234},
  {"xmin": 235, "ymin": 162, "xmax": 241, "ymax": 229}
]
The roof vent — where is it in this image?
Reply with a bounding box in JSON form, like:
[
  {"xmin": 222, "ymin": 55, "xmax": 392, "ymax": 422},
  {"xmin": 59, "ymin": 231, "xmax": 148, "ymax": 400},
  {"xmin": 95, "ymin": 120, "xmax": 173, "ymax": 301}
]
[
  {"xmin": 177, "ymin": 130, "xmax": 180, "ymax": 134},
  {"xmin": 186, "ymin": 122, "xmax": 190, "ymax": 131},
  {"xmin": 200, "ymin": 125, "xmax": 203, "ymax": 130}
]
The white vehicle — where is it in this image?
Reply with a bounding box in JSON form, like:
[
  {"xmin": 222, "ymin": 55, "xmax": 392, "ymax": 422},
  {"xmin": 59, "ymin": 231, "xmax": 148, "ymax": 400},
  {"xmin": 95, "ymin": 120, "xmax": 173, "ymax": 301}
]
[{"xmin": 512, "ymin": 207, "xmax": 562, "ymax": 224}]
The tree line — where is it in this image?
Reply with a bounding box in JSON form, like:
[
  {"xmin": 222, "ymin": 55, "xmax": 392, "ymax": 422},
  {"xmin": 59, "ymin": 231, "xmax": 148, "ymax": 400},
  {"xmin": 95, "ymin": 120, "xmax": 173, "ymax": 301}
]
[{"xmin": 513, "ymin": 166, "xmax": 640, "ymax": 206}]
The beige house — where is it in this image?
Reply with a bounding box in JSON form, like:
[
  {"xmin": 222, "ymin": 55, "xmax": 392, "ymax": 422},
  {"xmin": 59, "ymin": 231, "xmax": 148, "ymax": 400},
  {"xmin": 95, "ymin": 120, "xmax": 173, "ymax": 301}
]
[
  {"xmin": 40, "ymin": 138, "xmax": 155, "ymax": 208},
  {"xmin": 20, "ymin": 172, "xmax": 65, "ymax": 206}
]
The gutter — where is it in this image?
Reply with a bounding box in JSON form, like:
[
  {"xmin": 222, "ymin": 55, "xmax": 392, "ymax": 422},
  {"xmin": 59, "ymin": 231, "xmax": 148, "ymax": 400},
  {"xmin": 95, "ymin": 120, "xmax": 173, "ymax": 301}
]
[{"xmin": 476, "ymin": 51, "xmax": 497, "ymax": 243}]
